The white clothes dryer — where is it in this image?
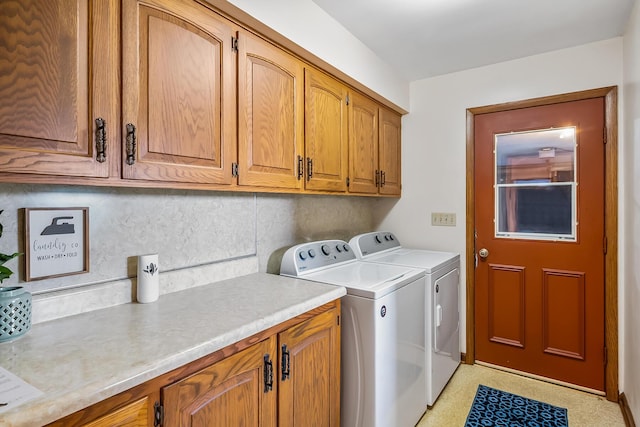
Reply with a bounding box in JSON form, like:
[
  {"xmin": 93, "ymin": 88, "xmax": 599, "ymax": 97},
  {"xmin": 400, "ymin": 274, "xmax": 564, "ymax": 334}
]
[
  {"xmin": 281, "ymin": 240, "xmax": 427, "ymax": 427},
  {"xmin": 349, "ymin": 231, "xmax": 460, "ymax": 406}
]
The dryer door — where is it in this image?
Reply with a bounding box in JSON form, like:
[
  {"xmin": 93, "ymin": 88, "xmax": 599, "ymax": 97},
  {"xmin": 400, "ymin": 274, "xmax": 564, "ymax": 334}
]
[{"xmin": 434, "ymin": 268, "xmax": 460, "ymax": 355}]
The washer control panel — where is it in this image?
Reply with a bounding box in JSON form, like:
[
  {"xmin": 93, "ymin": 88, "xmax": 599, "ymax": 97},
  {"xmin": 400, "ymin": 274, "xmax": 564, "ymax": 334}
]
[
  {"xmin": 280, "ymin": 240, "xmax": 356, "ymax": 276},
  {"xmin": 349, "ymin": 231, "xmax": 400, "ymax": 257}
]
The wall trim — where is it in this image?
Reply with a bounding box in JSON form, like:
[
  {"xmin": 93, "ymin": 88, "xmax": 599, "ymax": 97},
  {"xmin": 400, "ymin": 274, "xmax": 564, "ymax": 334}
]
[
  {"xmin": 620, "ymin": 393, "xmax": 637, "ymax": 427},
  {"xmin": 465, "ymin": 86, "xmax": 619, "ymax": 402}
]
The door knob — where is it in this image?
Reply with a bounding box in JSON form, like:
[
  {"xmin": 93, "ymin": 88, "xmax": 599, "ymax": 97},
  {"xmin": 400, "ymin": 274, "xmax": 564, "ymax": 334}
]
[{"xmin": 478, "ymin": 248, "xmax": 489, "ymax": 259}]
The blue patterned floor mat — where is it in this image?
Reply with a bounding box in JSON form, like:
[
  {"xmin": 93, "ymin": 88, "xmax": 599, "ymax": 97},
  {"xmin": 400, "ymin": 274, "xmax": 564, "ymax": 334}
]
[{"xmin": 465, "ymin": 384, "xmax": 568, "ymax": 427}]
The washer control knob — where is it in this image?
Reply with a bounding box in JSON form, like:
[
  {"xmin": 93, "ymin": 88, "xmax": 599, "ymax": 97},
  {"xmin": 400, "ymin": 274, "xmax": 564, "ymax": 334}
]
[
  {"xmin": 335, "ymin": 244, "xmax": 343, "ymax": 253},
  {"xmin": 384, "ymin": 234, "xmax": 390, "ymax": 241},
  {"xmin": 321, "ymin": 244, "xmax": 330, "ymax": 256},
  {"xmin": 308, "ymin": 249, "xmax": 316, "ymax": 258},
  {"xmin": 389, "ymin": 234, "xmax": 394, "ymax": 241},
  {"xmin": 375, "ymin": 235, "xmax": 382, "ymax": 243},
  {"xmin": 343, "ymin": 244, "xmax": 350, "ymax": 252},
  {"xmin": 298, "ymin": 251, "xmax": 307, "ymax": 261}
]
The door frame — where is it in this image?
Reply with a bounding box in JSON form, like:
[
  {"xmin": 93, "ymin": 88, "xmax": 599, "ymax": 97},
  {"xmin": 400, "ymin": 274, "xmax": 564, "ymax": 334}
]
[{"xmin": 465, "ymin": 86, "xmax": 618, "ymax": 401}]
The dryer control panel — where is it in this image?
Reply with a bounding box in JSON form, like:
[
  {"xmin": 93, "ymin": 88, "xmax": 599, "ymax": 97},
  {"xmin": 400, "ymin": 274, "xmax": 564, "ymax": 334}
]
[
  {"xmin": 280, "ymin": 240, "xmax": 356, "ymax": 276},
  {"xmin": 349, "ymin": 231, "xmax": 400, "ymax": 258}
]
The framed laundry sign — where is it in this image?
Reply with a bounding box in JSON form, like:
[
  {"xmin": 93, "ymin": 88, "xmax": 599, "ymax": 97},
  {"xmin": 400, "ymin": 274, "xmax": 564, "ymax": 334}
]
[{"xmin": 24, "ymin": 207, "xmax": 89, "ymax": 281}]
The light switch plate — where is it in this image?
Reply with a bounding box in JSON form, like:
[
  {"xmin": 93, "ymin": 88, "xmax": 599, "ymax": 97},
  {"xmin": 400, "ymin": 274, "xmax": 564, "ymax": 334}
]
[{"xmin": 431, "ymin": 212, "xmax": 456, "ymax": 226}]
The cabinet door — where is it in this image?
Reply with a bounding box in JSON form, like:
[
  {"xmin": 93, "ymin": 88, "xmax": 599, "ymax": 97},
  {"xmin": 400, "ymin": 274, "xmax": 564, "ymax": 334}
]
[
  {"xmin": 304, "ymin": 68, "xmax": 348, "ymax": 192},
  {"xmin": 0, "ymin": 0, "xmax": 118, "ymax": 178},
  {"xmin": 379, "ymin": 107, "xmax": 402, "ymax": 196},
  {"xmin": 81, "ymin": 397, "xmax": 149, "ymax": 427},
  {"xmin": 46, "ymin": 392, "xmax": 156, "ymax": 427},
  {"xmin": 278, "ymin": 306, "xmax": 341, "ymax": 427},
  {"xmin": 237, "ymin": 30, "xmax": 304, "ymax": 189},
  {"xmin": 348, "ymin": 91, "xmax": 379, "ymax": 194},
  {"xmin": 163, "ymin": 337, "xmax": 277, "ymax": 427},
  {"xmin": 122, "ymin": 0, "xmax": 236, "ymax": 184}
]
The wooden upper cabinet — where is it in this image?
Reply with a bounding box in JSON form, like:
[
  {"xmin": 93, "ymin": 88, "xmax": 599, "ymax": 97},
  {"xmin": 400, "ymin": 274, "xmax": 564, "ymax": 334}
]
[
  {"xmin": 122, "ymin": 0, "xmax": 236, "ymax": 184},
  {"xmin": 378, "ymin": 107, "xmax": 402, "ymax": 195},
  {"xmin": 278, "ymin": 306, "xmax": 341, "ymax": 427},
  {"xmin": 0, "ymin": 0, "xmax": 119, "ymax": 178},
  {"xmin": 348, "ymin": 93, "xmax": 402, "ymax": 196},
  {"xmin": 237, "ymin": 31, "xmax": 304, "ymax": 189},
  {"xmin": 163, "ymin": 337, "xmax": 277, "ymax": 427},
  {"xmin": 304, "ymin": 68, "xmax": 349, "ymax": 192},
  {"xmin": 348, "ymin": 91, "xmax": 379, "ymax": 194},
  {"xmin": 0, "ymin": 0, "xmax": 399, "ymax": 194}
]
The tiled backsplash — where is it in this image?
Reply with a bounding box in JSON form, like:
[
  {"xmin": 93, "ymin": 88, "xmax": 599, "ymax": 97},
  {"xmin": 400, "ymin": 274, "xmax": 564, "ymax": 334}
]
[{"xmin": 0, "ymin": 184, "xmax": 376, "ymax": 321}]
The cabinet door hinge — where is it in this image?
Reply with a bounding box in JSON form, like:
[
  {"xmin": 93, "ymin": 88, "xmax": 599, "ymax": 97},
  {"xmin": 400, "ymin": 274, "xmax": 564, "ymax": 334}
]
[
  {"xmin": 231, "ymin": 36, "xmax": 238, "ymax": 52},
  {"xmin": 337, "ymin": 315, "xmax": 340, "ymax": 326},
  {"xmin": 232, "ymin": 162, "xmax": 239, "ymax": 177},
  {"xmin": 154, "ymin": 401, "xmax": 164, "ymax": 427},
  {"xmin": 603, "ymin": 235, "xmax": 608, "ymax": 255},
  {"xmin": 346, "ymin": 94, "xmax": 350, "ymax": 105},
  {"xmin": 603, "ymin": 127, "xmax": 607, "ymax": 145},
  {"xmin": 346, "ymin": 176, "xmax": 350, "ymax": 187}
]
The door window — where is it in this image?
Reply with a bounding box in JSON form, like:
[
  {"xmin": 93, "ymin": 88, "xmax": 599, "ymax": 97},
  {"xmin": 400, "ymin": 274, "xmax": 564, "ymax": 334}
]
[{"xmin": 494, "ymin": 127, "xmax": 577, "ymax": 241}]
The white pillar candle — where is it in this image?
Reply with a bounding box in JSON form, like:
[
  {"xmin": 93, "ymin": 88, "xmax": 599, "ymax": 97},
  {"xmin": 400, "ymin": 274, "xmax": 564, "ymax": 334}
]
[{"xmin": 137, "ymin": 253, "xmax": 159, "ymax": 303}]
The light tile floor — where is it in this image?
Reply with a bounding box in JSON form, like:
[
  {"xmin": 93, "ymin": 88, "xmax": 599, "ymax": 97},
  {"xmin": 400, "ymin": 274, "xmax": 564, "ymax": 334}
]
[{"xmin": 416, "ymin": 364, "xmax": 625, "ymax": 426}]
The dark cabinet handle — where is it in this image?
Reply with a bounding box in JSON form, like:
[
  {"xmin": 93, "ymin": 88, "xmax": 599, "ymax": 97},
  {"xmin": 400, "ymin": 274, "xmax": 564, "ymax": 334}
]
[
  {"xmin": 263, "ymin": 354, "xmax": 274, "ymax": 393},
  {"xmin": 95, "ymin": 118, "xmax": 107, "ymax": 163},
  {"xmin": 125, "ymin": 123, "xmax": 137, "ymax": 165},
  {"xmin": 307, "ymin": 157, "xmax": 313, "ymax": 181},
  {"xmin": 375, "ymin": 170, "xmax": 380, "ymax": 187},
  {"xmin": 153, "ymin": 401, "xmax": 163, "ymax": 427},
  {"xmin": 297, "ymin": 155, "xmax": 304, "ymax": 180},
  {"xmin": 381, "ymin": 170, "xmax": 386, "ymax": 187},
  {"xmin": 281, "ymin": 344, "xmax": 290, "ymax": 381}
]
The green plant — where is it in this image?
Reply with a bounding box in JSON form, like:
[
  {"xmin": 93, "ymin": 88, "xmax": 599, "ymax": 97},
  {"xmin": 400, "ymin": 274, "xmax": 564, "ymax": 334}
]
[{"xmin": 0, "ymin": 210, "xmax": 21, "ymax": 284}]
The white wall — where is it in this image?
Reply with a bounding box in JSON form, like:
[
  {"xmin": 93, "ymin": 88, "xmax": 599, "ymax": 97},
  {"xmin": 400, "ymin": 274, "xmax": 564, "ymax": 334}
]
[
  {"xmin": 226, "ymin": 0, "xmax": 410, "ymax": 111},
  {"xmin": 375, "ymin": 38, "xmax": 624, "ymax": 364},
  {"xmin": 623, "ymin": 0, "xmax": 640, "ymax": 419}
]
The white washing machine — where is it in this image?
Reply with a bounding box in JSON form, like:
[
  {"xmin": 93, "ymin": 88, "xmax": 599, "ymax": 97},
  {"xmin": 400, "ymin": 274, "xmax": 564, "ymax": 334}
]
[
  {"xmin": 349, "ymin": 231, "xmax": 460, "ymax": 406},
  {"xmin": 280, "ymin": 240, "xmax": 427, "ymax": 427}
]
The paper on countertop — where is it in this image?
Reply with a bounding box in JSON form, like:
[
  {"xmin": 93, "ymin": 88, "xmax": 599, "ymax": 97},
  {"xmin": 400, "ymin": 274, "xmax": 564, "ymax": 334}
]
[{"xmin": 0, "ymin": 366, "xmax": 43, "ymax": 414}]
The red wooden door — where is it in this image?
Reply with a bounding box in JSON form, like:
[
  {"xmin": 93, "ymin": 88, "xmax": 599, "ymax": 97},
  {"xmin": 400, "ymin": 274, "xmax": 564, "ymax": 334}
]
[{"xmin": 474, "ymin": 98, "xmax": 605, "ymax": 391}]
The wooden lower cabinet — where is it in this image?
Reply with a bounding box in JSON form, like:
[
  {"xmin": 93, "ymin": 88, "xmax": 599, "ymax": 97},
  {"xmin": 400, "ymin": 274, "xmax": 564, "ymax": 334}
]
[
  {"xmin": 163, "ymin": 304, "xmax": 340, "ymax": 427},
  {"xmin": 46, "ymin": 391, "xmax": 157, "ymax": 427},
  {"xmin": 47, "ymin": 301, "xmax": 340, "ymax": 427},
  {"xmin": 278, "ymin": 306, "xmax": 340, "ymax": 427},
  {"xmin": 82, "ymin": 398, "xmax": 150, "ymax": 427},
  {"xmin": 162, "ymin": 337, "xmax": 278, "ymax": 427}
]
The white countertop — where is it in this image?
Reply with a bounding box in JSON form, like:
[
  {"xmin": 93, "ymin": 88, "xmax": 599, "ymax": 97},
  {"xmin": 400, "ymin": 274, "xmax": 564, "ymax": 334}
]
[{"xmin": 0, "ymin": 273, "xmax": 346, "ymax": 427}]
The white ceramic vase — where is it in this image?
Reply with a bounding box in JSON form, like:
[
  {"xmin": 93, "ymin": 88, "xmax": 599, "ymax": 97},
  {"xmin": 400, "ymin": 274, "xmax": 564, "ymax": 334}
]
[{"xmin": 137, "ymin": 254, "xmax": 159, "ymax": 303}]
